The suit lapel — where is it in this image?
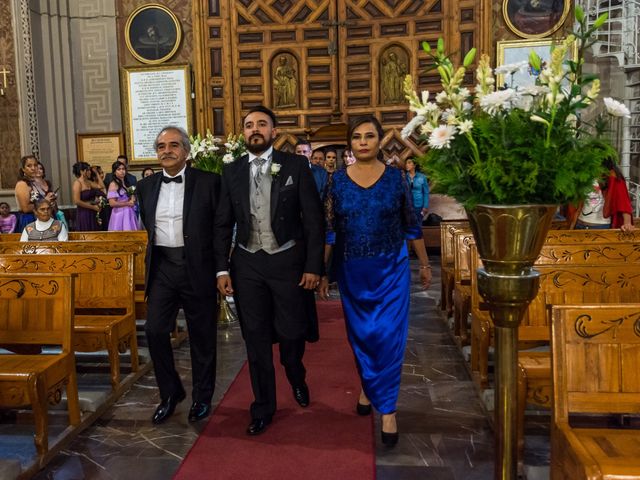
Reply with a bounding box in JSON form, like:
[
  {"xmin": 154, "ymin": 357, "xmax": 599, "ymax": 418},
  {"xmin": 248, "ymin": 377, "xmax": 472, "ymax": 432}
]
[
  {"xmin": 270, "ymin": 151, "xmax": 284, "ymax": 222},
  {"xmin": 183, "ymin": 167, "xmax": 195, "ymax": 229},
  {"xmin": 235, "ymin": 155, "xmax": 251, "ymax": 219}
]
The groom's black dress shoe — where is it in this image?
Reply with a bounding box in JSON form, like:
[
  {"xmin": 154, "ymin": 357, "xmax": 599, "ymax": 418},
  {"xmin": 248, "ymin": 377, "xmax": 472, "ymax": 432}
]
[
  {"xmin": 292, "ymin": 383, "xmax": 310, "ymax": 407},
  {"xmin": 188, "ymin": 402, "xmax": 211, "ymax": 422},
  {"xmin": 152, "ymin": 390, "xmax": 186, "ymax": 424},
  {"xmin": 246, "ymin": 416, "xmax": 272, "ymax": 435}
]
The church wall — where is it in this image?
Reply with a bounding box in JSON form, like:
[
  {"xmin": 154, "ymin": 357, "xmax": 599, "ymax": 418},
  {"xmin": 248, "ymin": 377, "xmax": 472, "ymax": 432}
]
[{"xmin": 0, "ymin": 0, "xmax": 22, "ymax": 192}]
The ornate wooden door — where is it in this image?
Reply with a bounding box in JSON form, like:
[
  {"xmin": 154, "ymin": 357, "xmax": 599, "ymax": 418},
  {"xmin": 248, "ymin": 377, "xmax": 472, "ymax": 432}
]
[{"xmin": 193, "ymin": 0, "xmax": 488, "ymax": 154}]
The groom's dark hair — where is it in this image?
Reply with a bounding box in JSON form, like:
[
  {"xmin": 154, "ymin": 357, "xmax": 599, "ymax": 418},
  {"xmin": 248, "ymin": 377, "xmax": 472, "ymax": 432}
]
[{"xmin": 243, "ymin": 105, "xmax": 278, "ymax": 127}]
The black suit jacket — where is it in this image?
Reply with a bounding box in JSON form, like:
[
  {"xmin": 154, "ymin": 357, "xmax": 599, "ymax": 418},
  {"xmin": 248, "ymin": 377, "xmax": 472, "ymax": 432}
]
[
  {"xmin": 137, "ymin": 167, "xmax": 221, "ymax": 297},
  {"xmin": 214, "ymin": 150, "xmax": 324, "ymax": 275}
]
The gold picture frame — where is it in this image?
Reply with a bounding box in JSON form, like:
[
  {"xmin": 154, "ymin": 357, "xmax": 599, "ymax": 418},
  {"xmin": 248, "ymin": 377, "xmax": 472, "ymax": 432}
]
[
  {"xmin": 76, "ymin": 132, "xmax": 124, "ymax": 172},
  {"xmin": 496, "ymin": 38, "xmax": 577, "ymax": 88},
  {"xmin": 125, "ymin": 4, "xmax": 182, "ymax": 65},
  {"xmin": 502, "ymin": 0, "xmax": 570, "ymax": 39},
  {"xmin": 120, "ymin": 64, "xmax": 192, "ymax": 164}
]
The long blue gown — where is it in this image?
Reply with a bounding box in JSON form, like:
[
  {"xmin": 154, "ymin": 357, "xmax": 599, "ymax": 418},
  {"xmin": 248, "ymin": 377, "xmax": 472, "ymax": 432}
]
[{"xmin": 325, "ymin": 166, "xmax": 422, "ymax": 413}]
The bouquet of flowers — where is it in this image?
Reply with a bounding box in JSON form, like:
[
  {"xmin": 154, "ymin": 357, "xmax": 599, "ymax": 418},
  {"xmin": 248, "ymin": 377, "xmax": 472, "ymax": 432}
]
[
  {"xmin": 401, "ymin": 7, "xmax": 629, "ymax": 209},
  {"xmin": 188, "ymin": 131, "xmax": 247, "ymax": 174},
  {"xmin": 95, "ymin": 196, "xmax": 108, "ymax": 226},
  {"xmin": 126, "ymin": 185, "xmax": 136, "ymax": 199}
]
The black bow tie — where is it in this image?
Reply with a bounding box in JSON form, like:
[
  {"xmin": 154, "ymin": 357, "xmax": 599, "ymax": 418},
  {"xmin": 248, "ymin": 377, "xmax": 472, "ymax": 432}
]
[{"xmin": 162, "ymin": 175, "xmax": 183, "ymax": 184}]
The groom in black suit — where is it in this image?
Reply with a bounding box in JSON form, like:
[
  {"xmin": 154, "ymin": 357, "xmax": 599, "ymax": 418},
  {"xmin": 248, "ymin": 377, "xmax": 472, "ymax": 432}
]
[
  {"xmin": 215, "ymin": 106, "xmax": 324, "ymax": 435},
  {"xmin": 137, "ymin": 126, "xmax": 220, "ymax": 424}
]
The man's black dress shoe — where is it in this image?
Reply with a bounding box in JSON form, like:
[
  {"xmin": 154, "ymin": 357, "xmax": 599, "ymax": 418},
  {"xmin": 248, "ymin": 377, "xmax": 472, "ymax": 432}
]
[
  {"xmin": 292, "ymin": 383, "xmax": 310, "ymax": 407},
  {"xmin": 246, "ymin": 416, "xmax": 272, "ymax": 435},
  {"xmin": 188, "ymin": 402, "xmax": 212, "ymax": 422},
  {"xmin": 152, "ymin": 390, "xmax": 186, "ymax": 424}
]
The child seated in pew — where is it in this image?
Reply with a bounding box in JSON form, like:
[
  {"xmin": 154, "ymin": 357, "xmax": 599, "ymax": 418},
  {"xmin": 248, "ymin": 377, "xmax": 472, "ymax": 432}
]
[
  {"xmin": 20, "ymin": 198, "xmax": 68, "ymax": 241},
  {"xmin": 0, "ymin": 202, "xmax": 17, "ymax": 233}
]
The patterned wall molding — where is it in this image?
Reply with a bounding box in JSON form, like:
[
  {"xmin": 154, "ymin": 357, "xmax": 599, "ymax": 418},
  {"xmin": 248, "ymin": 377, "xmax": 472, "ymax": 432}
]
[
  {"xmin": 71, "ymin": 0, "xmax": 121, "ymax": 133},
  {"xmin": 18, "ymin": 0, "xmax": 39, "ymax": 160}
]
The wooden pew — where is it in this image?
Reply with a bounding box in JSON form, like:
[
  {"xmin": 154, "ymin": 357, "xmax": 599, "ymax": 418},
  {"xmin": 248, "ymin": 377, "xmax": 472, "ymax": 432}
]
[
  {"xmin": 451, "ymin": 230, "xmax": 474, "ymax": 346},
  {"xmin": 439, "ymin": 221, "xmax": 468, "ymax": 316},
  {"xmin": 0, "ymin": 253, "xmax": 138, "ymax": 389},
  {"xmin": 0, "ymin": 239, "xmax": 147, "ymax": 319},
  {"xmin": 550, "ymin": 304, "xmax": 640, "ymax": 480},
  {"xmin": 470, "ymin": 229, "xmax": 640, "ymax": 389},
  {"xmin": 0, "ymin": 230, "xmax": 148, "ymax": 243},
  {"xmin": 0, "ymin": 273, "xmax": 81, "ymax": 456}
]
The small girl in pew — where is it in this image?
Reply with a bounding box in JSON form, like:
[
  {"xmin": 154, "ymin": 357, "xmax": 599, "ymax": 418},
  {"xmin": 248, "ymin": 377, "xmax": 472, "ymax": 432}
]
[
  {"xmin": 0, "ymin": 202, "xmax": 17, "ymax": 233},
  {"xmin": 20, "ymin": 198, "xmax": 68, "ymax": 241}
]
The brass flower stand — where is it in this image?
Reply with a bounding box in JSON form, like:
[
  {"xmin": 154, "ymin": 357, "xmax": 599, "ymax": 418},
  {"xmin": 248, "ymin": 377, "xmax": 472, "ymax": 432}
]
[{"xmin": 467, "ymin": 204, "xmax": 556, "ymax": 480}]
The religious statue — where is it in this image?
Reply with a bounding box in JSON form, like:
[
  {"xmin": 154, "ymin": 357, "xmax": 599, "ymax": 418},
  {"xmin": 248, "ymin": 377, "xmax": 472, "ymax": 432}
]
[
  {"xmin": 273, "ymin": 55, "xmax": 298, "ymax": 109},
  {"xmin": 381, "ymin": 51, "xmax": 407, "ymax": 104}
]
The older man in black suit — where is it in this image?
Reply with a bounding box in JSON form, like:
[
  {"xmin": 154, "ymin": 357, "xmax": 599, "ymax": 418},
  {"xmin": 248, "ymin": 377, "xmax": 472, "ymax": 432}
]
[
  {"xmin": 137, "ymin": 126, "xmax": 220, "ymax": 424},
  {"xmin": 215, "ymin": 106, "xmax": 324, "ymax": 435}
]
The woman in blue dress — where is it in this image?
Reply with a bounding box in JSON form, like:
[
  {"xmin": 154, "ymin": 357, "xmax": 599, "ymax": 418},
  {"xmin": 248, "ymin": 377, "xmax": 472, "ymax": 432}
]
[{"xmin": 319, "ymin": 116, "xmax": 431, "ymax": 446}]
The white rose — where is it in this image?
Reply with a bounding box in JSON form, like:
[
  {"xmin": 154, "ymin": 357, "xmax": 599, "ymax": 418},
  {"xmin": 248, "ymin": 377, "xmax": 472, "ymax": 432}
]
[{"xmin": 270, "ymin": 163, "xmax": 281, "ymax": 175}]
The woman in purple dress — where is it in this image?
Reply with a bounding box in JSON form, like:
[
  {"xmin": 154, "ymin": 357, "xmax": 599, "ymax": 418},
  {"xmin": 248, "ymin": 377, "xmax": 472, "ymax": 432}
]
[
  {"xmin": 107, "ymin": 161, "xmax": 138, "ymax": 231},
  {"xmin": 72, "ymin": 162, "xmax": 106, "ymax": 231}
]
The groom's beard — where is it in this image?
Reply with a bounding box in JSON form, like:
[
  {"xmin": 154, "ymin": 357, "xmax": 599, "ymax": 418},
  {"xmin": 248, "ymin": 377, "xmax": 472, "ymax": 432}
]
[{"xmin": 246, "ymin": 133, "xmax": 274, "ymax": 154}]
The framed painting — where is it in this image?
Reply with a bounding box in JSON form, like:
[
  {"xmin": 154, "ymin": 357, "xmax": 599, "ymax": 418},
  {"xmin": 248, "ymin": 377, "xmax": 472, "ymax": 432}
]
[
  {"xmin": 503, "ymin": 0, "xmax": 571, "ymax": 39},
  {"xmin": 76, "ymin": 132, "xmax": 124, "ymax": 172},
  {"xmin": 496, "ymin": 38, "xmax": 577, "ymax": 88},
  {"xmin": 125, "ymin": 4, "xmax": 182, "ymax": 65}
]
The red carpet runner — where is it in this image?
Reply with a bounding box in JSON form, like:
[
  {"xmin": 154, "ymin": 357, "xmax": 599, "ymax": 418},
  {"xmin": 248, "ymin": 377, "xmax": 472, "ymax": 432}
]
[{"xmin": 174, "ymin": 300, "xmax": 375, "ymax": 480}]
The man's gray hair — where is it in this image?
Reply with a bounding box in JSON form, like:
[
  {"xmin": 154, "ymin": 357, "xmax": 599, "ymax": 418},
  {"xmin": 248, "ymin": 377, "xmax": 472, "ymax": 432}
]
[{"xmin": 154, "ymin": 126, "xmax": 190, "ymax": 152}]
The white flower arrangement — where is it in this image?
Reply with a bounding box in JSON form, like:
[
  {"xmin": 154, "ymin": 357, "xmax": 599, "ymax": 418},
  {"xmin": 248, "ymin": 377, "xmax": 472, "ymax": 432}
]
[
  {"xmin": 189, "ymin": 131, "xmax": 247, "ymax": 174},
  {"xmin": 400, "ymin": 7, "xmax": 627, "ymax": 208}
]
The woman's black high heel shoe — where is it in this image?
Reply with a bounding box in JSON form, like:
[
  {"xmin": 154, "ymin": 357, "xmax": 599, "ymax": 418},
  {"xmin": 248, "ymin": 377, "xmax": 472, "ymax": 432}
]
[
  {"xmin": 356, "ymin": 402, "xmax": 372, "ymax": 416},
  {"xmin": 381, "ymin": 429, "xmax": 399, "ymax": 447}
]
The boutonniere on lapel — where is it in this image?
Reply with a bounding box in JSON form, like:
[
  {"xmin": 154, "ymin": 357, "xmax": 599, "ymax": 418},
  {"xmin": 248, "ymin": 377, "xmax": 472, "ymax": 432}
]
[{"xmin": 270, "ymin": 162, "xmax": 282, "ymax": 177}]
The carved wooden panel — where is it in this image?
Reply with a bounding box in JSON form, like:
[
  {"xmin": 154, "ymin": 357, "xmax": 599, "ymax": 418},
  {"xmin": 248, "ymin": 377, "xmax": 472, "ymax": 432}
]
[{"xmin": 194, "ymin": 0, "xmax": 488, "ymax": 156}]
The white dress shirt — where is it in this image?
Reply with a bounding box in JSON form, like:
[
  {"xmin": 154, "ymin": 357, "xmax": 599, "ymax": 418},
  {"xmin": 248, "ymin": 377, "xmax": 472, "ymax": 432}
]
[{"xmin": 154, "ymin": 166, "xmax": 186, "ymax": 247}]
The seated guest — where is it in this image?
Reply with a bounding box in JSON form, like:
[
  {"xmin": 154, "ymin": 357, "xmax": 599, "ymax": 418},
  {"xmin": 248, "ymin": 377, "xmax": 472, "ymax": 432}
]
[
  {"xmin": 20, "ymin": 198, "xmax": 68, "ymax": 241},
  {"xmin": 142, "ymin": 167, "xmax": 155, "ymax": 178},
  {"xmin": 0, "ymin": 202, "xmax": 17, "ymax": 233}
]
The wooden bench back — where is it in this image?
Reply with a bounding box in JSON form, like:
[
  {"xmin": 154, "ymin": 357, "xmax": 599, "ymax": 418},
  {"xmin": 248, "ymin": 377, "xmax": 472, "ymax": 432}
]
[
  {"xmin": 0, "ymin": 230, "xmax": 148, "ymax": 243},
  {"xmin": 470, "ymin": 242, "xmax": 640, "ymax": 342},
  {"xmin": 0, "ymin": 241, "xmax": 145, "ymax": 289},
  {"xmin": 551, "ymin": 304, "xmax": 640, "ymax": 421},
  {"xmin": 0, "ymin": 273, "xmax": 75, "ymax": 349},
  {"xmin": 0, "ymin": 254, "xmax": 134, "ymax": 312},
  {"xmin": 453, "ymin": 231, "xmax": 475, "ymax": 285},
  {"xmin": 544, "ymin": 228, "xmax": 640, "ymax": 245},
  {"xmin": 440, "ymin": 222, "xmax": 469, "ymax": 268}
]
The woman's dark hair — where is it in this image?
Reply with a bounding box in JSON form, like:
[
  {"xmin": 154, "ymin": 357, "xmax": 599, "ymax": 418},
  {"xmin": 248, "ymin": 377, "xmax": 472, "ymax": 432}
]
[
  {"xmin": 603, "ymin": 157, "xmax": 625, "ymax": 181},
  {"xmin": 72, "ymin": 162, "xmax": 91, "ymax": 178},
  {"xmin": 325, "ymin": 147, "xmax": 337, "ymax": 156},
  {"xmin": 18, "ymin": 155, "xmax": 37, "ymax": 182},
  {"xmin": 0, "ymin": 202, "xmax": 10, "ymax": 209},
  {"xmin": 111, "ymin": 161, "xmax": 130, "ymax": 193},
  {"xmin": 406, "ymin": 158, "xmax": 421, "ymax": 172},
  {"xmin": 142, "ymin": 167, "xmax": 155, "ymax": 178},
  {"xmin": 347, "ymin": 116, "xmax": 385, "ymax": 161}
]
